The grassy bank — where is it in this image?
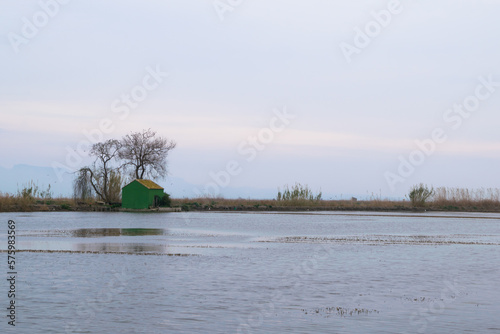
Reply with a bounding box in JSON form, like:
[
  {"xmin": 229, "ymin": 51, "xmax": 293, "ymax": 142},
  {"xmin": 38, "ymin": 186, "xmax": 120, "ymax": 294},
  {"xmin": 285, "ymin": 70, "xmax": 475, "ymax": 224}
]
[
  {"xmin": 2, "ymin": 190, "xmax": 500, "ymax": 213},
  {"xmin": 0, "ymin": 193, "xmax": 118, "ymax": 213}
]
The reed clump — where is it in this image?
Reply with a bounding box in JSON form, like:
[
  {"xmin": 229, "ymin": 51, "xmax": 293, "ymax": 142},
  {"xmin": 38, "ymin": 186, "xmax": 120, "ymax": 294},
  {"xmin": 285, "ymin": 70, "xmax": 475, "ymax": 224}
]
[
  {"xmin": 276, "ymin": 183, "xmax": 322, "ymax": 207},
  {"xmin": 0, "ymin": 180, "xmax": 76, "ymax": 212},
  {"xmin": 0, "ymin": 193, "xmax": 77, "ymax": 212},
  {"xmin": 0, "ymin": 193, "xmax": 16, "ymax": 212},
  {"xmin": 432, "ymin": 187, "xmax": 500, "ymax": 210},
  {"xmin": 408, "ymin": 184, "xmax": 434, "ymax": 207}
]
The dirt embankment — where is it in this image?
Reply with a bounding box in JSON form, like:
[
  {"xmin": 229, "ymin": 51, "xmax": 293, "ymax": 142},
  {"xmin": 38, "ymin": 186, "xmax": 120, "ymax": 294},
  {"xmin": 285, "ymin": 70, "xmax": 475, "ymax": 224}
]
[
  {"xmin": 2, "ymin": 198, "xmax": 500, "ymax": 213},
  {"xmin": 174, "ymin": 199, "xmax": 500, "ymax": 213}
]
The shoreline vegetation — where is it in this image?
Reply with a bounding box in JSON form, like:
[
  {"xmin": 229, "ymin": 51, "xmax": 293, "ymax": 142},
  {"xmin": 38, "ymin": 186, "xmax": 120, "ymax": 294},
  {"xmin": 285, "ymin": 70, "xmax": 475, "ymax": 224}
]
[{"xmin": 2, "ymin": 181, "xmax": 500, "ymax": 213}]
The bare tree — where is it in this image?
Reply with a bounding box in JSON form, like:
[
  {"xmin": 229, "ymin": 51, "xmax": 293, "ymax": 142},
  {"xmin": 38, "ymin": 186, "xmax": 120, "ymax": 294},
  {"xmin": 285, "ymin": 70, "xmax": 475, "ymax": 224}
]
[
  {"xmin": 73, "ymin": 168, "xmax": 94, "ymax": 201},
  {"xmin": 119, "ymin": 129, "xmax": 176, "ymax": 180},
  {"xmin": 73, "ymin": 129, "xmax": 176, "ymax": 203},
  {"xmin": 73, "ymin": 139, "xmax": 123, "ymax": 203}
]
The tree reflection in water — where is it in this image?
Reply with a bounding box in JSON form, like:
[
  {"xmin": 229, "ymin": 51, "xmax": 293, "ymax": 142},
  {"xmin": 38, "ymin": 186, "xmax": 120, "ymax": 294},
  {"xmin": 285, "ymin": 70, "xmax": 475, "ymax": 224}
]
[
  {"xmin": 74, "ymin": 243, "xmax": 169, "ymax": 254},
  {"xmin": 71, "ymin": 228, "xmax": 167, "ymax": 238},
  {"xmin": 70, "ymin": 228, "xmax": 169, "ymax": 254}
]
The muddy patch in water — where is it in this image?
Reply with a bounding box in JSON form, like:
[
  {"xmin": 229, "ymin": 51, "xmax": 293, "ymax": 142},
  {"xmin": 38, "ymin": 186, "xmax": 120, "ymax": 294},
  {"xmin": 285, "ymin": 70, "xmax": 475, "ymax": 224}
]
[
  {"xmin": 400, "ymin": 296, "xmax": 459, "ymax": 304},
  {"xmin": 260, "ymin": 235, "xmax": 500, "ymax": 245},
  {"xmin": 302, "ymin": 306, "xmax": 379, "ymax": 317}
]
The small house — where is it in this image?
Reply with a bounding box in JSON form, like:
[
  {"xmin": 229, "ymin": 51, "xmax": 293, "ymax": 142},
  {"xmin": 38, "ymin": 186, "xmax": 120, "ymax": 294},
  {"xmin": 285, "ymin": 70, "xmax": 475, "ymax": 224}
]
[{"xmin": 121, "ymin": 179, "xmax": 165, "ymax": 209}]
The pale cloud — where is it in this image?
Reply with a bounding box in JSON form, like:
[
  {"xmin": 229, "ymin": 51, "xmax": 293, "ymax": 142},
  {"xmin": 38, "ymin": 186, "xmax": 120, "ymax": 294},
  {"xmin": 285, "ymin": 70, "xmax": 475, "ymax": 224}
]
[{"xmin": 1, "ymin": 101, "xmax": 103, "ymax": 134}]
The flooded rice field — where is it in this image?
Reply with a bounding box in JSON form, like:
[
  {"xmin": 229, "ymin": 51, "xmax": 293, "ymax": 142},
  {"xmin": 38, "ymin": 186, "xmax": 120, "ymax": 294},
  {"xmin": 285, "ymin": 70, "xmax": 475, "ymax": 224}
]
[{"xmin": 1, "ymin": 211, "xmax": 500, "ymax": 333}]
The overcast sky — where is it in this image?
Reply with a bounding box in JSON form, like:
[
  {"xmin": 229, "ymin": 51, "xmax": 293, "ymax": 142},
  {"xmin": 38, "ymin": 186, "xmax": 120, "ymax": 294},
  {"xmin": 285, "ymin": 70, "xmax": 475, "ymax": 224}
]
[{"xmin": 1, "ymin": 0, "xmax": 500, "ymax": 199}]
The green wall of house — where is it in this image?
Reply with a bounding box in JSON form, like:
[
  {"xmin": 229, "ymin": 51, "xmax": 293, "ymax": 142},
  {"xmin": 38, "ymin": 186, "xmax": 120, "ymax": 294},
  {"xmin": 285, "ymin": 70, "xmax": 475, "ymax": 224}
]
[{"xmin": 122, "ymin": 180, "xmax": 165, "ymax": 209}]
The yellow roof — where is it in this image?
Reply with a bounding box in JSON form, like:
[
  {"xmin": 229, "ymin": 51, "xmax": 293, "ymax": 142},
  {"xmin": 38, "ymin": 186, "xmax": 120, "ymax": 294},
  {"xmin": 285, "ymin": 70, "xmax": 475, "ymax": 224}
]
[{"xmin": 134, "ymin": 179, "xmax": 164, "ymax": 190}]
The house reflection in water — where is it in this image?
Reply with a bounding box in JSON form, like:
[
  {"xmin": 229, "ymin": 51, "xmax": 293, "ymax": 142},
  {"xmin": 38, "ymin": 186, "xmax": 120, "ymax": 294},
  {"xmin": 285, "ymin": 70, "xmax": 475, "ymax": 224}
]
[
  {"xmin": 70, "ymin": 228, "xmax": 169, "ymax": 254},
  {"xmin": 71, "ymin": 228, "xmax": 167, "ymax": 238}
]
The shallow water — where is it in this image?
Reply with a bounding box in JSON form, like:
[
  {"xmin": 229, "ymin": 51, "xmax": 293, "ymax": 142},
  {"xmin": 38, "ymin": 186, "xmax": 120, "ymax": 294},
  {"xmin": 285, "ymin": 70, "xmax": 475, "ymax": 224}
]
[{"xmin": 1, "ymin": 211, "xmax": 500, "ymax": 333}]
